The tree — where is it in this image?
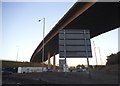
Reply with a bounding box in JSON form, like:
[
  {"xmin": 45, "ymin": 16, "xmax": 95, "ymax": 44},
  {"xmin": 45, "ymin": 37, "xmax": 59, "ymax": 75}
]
[{"xmin": 106, "ymin": 51, "xmax": 119, "ymax": 65}]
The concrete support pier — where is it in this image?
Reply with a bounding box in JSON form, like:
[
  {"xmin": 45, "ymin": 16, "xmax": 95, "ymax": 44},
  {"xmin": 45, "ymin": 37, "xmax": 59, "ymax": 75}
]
[
  {"xmin": 48, "ymin": 51, "xmax": 51, "ymax": 69},
  {"xmin": 53, "ymin": 53, "xmax": 56, "ymax": 71}
]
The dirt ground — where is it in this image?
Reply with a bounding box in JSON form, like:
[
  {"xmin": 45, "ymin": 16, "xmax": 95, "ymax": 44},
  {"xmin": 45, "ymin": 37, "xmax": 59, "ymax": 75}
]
[{"xmin": 2, "ymin": 69, "xmax": 119, "ymax": 85}]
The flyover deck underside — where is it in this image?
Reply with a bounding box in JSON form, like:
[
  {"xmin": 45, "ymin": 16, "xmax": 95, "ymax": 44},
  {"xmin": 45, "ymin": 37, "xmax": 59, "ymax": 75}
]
[{"xmin": 30, "ymin": 2, "xmax": 120, "ymax": 62}]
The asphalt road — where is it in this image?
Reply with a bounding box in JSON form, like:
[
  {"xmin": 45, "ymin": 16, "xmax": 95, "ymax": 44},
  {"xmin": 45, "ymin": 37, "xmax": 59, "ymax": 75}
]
[{"xmin": 2, "ymin": 70, "xmax": 119, "ymax": 85}]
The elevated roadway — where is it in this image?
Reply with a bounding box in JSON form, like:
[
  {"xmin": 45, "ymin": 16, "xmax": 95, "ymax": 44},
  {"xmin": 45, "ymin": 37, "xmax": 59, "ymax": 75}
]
[{"xmin": 30, "ymin": 2, "xmax": 120, "ymax": 63}]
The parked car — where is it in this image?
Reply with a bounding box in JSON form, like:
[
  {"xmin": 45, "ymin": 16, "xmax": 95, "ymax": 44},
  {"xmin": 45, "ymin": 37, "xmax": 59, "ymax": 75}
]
[
  {"xmin": 77, "ymin": 68, "xmax": 86, "ymax": 72},
  {"xmin": 46, "ymin": 69, "xmax": 53, "ymax": 72},
  {"xmin": 2, "ymin": 70, "xmax": 12, "ymax": 75}
]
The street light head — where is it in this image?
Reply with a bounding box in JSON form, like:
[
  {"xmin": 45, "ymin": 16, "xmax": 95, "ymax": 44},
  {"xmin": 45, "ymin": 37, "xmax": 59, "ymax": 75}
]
[{"xmin": 38, "ymin": 20, "xmax": 41, "ymax": 22}]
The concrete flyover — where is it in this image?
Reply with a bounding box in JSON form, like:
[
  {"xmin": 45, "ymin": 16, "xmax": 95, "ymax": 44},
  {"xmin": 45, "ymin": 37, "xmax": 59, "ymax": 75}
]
[{"xmin": 30, "ymin": 1, "xmax": 120, "ymax": 66}]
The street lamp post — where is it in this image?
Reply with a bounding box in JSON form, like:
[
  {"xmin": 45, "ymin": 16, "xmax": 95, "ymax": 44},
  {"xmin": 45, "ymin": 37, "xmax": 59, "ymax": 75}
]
[
  {"xmin": 98, "ymin": 47, "xmax": 102, "ymax": 65},
  {"xmin": 16, "ymin": 46, "xmax": 19, "ymax": 61},
  {"xmin": 39, "ymin": 18, "xmax": 45, "ymax": 72},
  {"xmin": 93, "ymin": 41, "xmax": 98, "ymax": 65}
]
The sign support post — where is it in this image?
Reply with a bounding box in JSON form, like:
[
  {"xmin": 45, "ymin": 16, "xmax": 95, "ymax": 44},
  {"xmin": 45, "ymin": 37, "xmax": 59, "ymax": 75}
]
[
  {"xmin": 64, "ymin": 30, "xmax": 67, "ymax": 76},
  {"xmin": 84, "ymin": 30, "xmax": 91, "ymax": 78}
]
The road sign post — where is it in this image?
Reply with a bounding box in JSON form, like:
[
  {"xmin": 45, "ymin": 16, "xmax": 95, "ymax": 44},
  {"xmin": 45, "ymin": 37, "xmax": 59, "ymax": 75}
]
[
  {"xmin": 84, "ymin": 30, "xmax": 92, "ymax": 78},
  {"xmin": 64, "ymin": 30, "xmax": 67, "ymax": 76}
]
